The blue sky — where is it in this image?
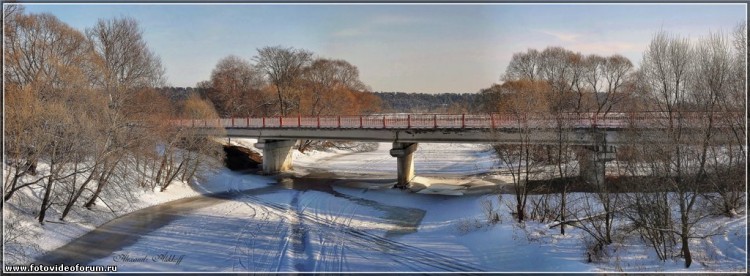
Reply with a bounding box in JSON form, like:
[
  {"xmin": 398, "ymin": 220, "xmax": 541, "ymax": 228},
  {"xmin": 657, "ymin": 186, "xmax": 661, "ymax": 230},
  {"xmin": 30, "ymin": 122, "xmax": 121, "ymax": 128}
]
[{"xmin": 17, "ymin": 3, "xmax": 746, "ymax": 93}]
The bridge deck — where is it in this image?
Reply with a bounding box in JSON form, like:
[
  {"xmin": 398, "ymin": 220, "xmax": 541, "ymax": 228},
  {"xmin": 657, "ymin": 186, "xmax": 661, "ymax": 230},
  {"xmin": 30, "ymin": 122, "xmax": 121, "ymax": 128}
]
[
  {"xmin": 180, "ymin": 113, "xmax": 737, "ymax": 145},
  {"xmin": 176, "ymin": 112, "xmax": 730, "ymax": 130}
]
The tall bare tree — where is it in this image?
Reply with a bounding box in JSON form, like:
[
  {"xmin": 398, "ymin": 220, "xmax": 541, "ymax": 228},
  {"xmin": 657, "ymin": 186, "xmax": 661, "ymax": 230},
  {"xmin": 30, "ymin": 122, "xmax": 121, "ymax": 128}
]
[
  {"xmin": 493, "ymin": 80, "xmax": 551, "ymax": 223},
  {"xmin": 205, "ymin": 55, "xmax": 265, "ymax": 117},
  {"xmin": 503, "ymin": 48, "xmax": 541, "ymax": 81},
  {"xmin": 301, "ymin": 58, "xmax": 366, "ymax": 116},
  {"xmin": 87, "ymin": 16, "xmax": 164, "ymax": 104},
  {"xmin": 633, "ymin": 30, "xmax": 732, "ymax": 268},
  {"xmin": 3, "ymin": 11, "xmax": 104, "ymax": 225},
  {"xmin": 692, "ymin": 31, "xmax": 746, "ymax": 217},
  {"xmin": 83, "ymin": 16, "xmax": 165, "ymax": 208},
  {"xmin": 254, "ymin": 46, "xmax": 313, "ymax": 116}
]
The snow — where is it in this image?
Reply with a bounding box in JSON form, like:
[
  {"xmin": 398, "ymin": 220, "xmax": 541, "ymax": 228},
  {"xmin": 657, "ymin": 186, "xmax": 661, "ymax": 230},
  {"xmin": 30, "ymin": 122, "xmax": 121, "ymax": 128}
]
[
  {"xmin": 293, "ymin": 142, "xmax": 499, "ymax": 177},
  {"xmin": 4, "ymin": 174, "xmax": 202, "ymax": 261},
  {"xmin": 2, "ymin": 156, "xmax": 247, "ymax": 265},
  {"xmin": 292, "ymin": 141, "xmax": 507, "ymax": 195},
  {"xmin": 5, "ymin": 140, "xmax": 747, "ymax": 273}
]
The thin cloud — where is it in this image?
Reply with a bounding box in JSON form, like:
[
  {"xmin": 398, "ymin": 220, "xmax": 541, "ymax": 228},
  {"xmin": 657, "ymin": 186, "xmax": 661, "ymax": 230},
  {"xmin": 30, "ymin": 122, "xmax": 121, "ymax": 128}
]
[
  {"xmin": 569, "ymin": 41, "xmax": 646, "ymax": 54},
  {"xmin": 332, "ymin": 14, "xmax": 425, "ymax": 38},
  {"xmin": 538, "ymin": 29, "xmax": 582, "ymax": 42},
  {"xmin": 332, "ymin": 27, "xmax": 366, "ymax": 37},
  {"xmin": 371, "ymin": 14, "xmax": 423, "ymax": 25}
]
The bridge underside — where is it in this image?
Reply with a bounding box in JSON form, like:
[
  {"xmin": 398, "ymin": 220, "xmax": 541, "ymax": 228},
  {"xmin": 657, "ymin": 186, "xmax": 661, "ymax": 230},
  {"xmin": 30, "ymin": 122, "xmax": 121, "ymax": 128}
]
[
  {"xmin": 218, "ymin": 127, "xmax": 731, "ymax": 189},
  {"xmin": 225, "ymin": 127, "xmax": 610, "ymax": 145},
  {"xmin": 251, "ymin": 139, "xmax": 612, "ymax": 189},
  {"xmin": 192, "ymin": 114, "xmax": 735, "ymax": 190},
  {"xmin": 220, "ymin": 127, "xmax": 726, "ymax": 145}
]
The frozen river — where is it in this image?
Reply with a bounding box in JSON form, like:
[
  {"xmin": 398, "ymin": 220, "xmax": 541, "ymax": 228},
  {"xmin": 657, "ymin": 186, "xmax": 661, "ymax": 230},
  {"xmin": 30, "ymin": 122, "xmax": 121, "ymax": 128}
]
[{"xmin": 36, "ymin": 142, "xmax": 745, "ymax": 272}]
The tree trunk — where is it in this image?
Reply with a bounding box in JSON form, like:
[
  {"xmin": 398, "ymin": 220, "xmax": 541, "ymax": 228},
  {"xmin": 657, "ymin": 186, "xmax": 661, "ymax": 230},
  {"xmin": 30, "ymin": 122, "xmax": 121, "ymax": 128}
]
[
  {"xmin": 38, "ymin": 169, "xmax": 55, "ymax": 224},
  {"xmin": 84, "ymin": 161, "xmax": 118, "ymax": 209},
  {"xmin": 186, "ymin": 158, "xmax": 200, "ymax": 183},
  {"xmin": 4, "ymin": 174, "xmax": 20, "ymax": 201},
  {"xmin": 161, "ymin": 158, "xmax": 186, "ymax": 192},
  {"xmin": 681, "ymin": 228, "xmax": 691, "ymax": 268},
  {"xmin": 605, "ymin": 211, "xmax": 612, "ymax": 244},
  {"xmin": 60, "ymin": 166, "xmax": 98, "ymax": 220},
  {"xmin": 154, "ymin": 155, "xmax": 168, "ymax": 187},
  {"xmin": 560, "ymin": 187, "xmax": 566, "ymax": 235},
  {"xmin": 277, "ymin": 86, "xmax": 285, "ymax": 116}
]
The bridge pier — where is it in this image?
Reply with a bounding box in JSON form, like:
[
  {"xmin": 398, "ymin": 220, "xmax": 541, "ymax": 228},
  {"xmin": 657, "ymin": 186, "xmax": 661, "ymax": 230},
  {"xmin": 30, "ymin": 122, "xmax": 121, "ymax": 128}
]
[
  {"xmin": 578, "ymin": 144, "xmax": 616, "ymax": 186},
  {"xmin": 390, "ymin": 142, "xmax": 418, "ymax": 189},
  {"xmin": 255, "ymin": 139, "xmax": 297, "ymax": 174}
]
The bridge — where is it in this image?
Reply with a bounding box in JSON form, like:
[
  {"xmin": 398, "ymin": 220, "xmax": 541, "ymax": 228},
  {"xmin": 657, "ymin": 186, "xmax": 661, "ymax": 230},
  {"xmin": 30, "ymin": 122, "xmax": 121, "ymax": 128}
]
[{"xmin": 176, "ymin": 112, "xmax": 737, "ymax": 188}]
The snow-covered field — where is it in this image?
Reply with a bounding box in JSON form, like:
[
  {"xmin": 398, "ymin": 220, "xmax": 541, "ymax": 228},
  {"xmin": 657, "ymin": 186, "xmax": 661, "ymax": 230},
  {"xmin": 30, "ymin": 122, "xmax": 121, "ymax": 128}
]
[{"xmin": 5, "ymin": 140, "xmax": 747, "ymax": 272}]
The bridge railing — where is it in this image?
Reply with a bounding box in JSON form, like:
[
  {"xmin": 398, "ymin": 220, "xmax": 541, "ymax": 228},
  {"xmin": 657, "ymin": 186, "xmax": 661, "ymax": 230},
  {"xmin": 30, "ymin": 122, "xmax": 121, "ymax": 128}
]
[{"xmin": 174, "ymin": 112, "xmax": 742, "ymax": 130}]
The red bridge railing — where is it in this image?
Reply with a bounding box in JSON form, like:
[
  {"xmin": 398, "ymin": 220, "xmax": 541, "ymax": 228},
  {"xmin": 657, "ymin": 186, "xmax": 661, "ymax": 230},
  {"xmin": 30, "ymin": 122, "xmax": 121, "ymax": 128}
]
[{"xmin": 174, "ymin": 112, "xmax": 742, "ymax": 130}]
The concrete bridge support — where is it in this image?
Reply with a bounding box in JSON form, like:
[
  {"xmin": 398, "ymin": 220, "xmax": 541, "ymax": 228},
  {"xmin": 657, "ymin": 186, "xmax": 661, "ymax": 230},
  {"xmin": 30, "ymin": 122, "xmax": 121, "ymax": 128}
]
[
  {"xmin": 255, "ymin": 139, "xmax": 297, "ymax": 174},
  {"xmin": 578, "ymin": 145, "xmax": 616, "ymax": 186},
  {"xmin": 390, "ymin": 142, "xmax": 418, "ymax": 189}
]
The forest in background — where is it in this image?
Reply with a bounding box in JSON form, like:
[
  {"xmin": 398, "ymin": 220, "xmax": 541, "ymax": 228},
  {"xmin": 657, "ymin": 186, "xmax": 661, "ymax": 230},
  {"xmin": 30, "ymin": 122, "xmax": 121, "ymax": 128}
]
[{"xmin": 157, "ymin": 88, "xmax": 479, "ymax": 114}]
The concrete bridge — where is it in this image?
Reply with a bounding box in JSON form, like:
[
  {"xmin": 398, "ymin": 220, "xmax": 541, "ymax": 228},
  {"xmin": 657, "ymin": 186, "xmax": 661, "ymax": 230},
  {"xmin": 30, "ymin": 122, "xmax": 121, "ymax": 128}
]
[{"xmin": 177, "ymin": 112, "xmax": 737, "ymax": 188}]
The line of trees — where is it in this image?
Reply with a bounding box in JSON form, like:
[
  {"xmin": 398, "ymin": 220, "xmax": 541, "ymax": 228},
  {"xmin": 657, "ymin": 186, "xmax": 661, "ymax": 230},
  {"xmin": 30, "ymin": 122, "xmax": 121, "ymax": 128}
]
[
  {"xmin": 3, "ymin": 7, "xmax": 224, "ymax": 225},
  {"xmin": 482, "ymin": 24, "xmax": 746, "ymax": 268},
  {"xmin": 374, "ymin": 92, "xmax": 479, "ymax": 113},
  {"xmin": 195, "ymin": 47, "xmax": 383, "ymax": 151},
  {"xmin": 196, "ymin": 48, "xmax": 382, "ymax": 119}
]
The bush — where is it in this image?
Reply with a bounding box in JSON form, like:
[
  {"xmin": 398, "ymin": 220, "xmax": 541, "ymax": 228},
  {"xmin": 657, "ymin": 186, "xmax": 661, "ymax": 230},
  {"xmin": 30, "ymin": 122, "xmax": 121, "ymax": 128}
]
[
  {"xmin": 456, "ymin": 218, "xmax": 484, "ymax": 235},
  {"xmin": 481, "ymin": 197, "xmax": 502, "ymax": 225}
]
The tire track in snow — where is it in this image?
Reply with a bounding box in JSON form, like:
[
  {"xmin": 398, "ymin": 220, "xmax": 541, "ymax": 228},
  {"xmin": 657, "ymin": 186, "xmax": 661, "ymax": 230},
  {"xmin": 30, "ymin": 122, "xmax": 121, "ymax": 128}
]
[
  {"xmin": 289, "ymin": 191, "xmax": 315, "ymax": 271},
  {"xmin": 236, "ymin": 193, "xmax": 486, "ymax": 272},
  {"xmin": 701, "ymin": 217, "xmax": 747, "ymax": 265},
  {"xmin": 38, "ymin": 181, "xmax": 482, "ymax": 272}
]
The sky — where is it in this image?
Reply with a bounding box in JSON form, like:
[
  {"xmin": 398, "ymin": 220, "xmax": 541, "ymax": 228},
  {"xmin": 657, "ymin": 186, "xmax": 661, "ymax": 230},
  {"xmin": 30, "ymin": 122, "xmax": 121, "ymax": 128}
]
[{"xmin": 15, "ymin": 3, "xmax": 747, "ymax": 94}]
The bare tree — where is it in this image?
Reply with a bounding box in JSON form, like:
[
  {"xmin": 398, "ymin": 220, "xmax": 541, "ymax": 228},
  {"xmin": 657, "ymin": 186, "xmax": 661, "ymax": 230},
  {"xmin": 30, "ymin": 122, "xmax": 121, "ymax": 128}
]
[
  {"xmin": 301, "ymin": 58, "xmax": 365, "ymax": 116},
  {"xmin": 4, "ymin": 88, "xmax": 48, "ymax": 201},
  {"xmin": 692, "ymin": 32, "xmax": 746, "ymax": 217},
  {"xmin": 493, "ymin": 80, "xmax": 551, "ymax": 223},
  {"xmin": 501, "ymin": 47, "xmax": 582, "ymax": 232},
  {"xmin": 598, "ymin": 55, "xmax": 635, "ymax": 114},
  {"xmin": 57, "ymin": 88, "xmax": 109, "ymax": 221},
  {"xmin": 633, "ymin": 30, "xmax": 729, "ymax": 268},
  {"xmin": 580, "ymin": 54, "xmax": 635, "ymax": 115},
  {"xmin": 295, "ymin": 58, "xmax": 370, "ymax": 151},
  {"xmin": 177, "ymin": 94, "xmax": 224, "ymax": 183},
  {"xmin": 205, "ymin": 55, "xmax": 265, "ymax": 117},
  {"xmin": 537, "ymin": 47, "xmax": 579, "ymax": 113},
  {"xmin": 254, "ymin": 46, "xmax": 313, "ymax": 116},
  {"xmin": 86, "ymin": 16, "xmax": 165, "ymax": 103},
  {"xmin": 3, "ymin": 11, "xmax": 105, "ymax": 225},
  {"xmin": 576, "ymin": 54, "xmax": 605, "ymax": 112},
  {"xmin": 569, "ymin": 54, "xmax": 634, "ymax": 238},
  {"xmin": 534, "ymin": 48, "xmax": 582, "ymax": 234},
  {"xmin": 82, "ymin": 16, "xmax": 165, "ymax": 208},
  {"xmin": 733, "ymin": 22, "xmax": 747, "ymax": 104},
  {"xmin": 503, "ymin": 48, "xmax": 541, "ymax": 81}
]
